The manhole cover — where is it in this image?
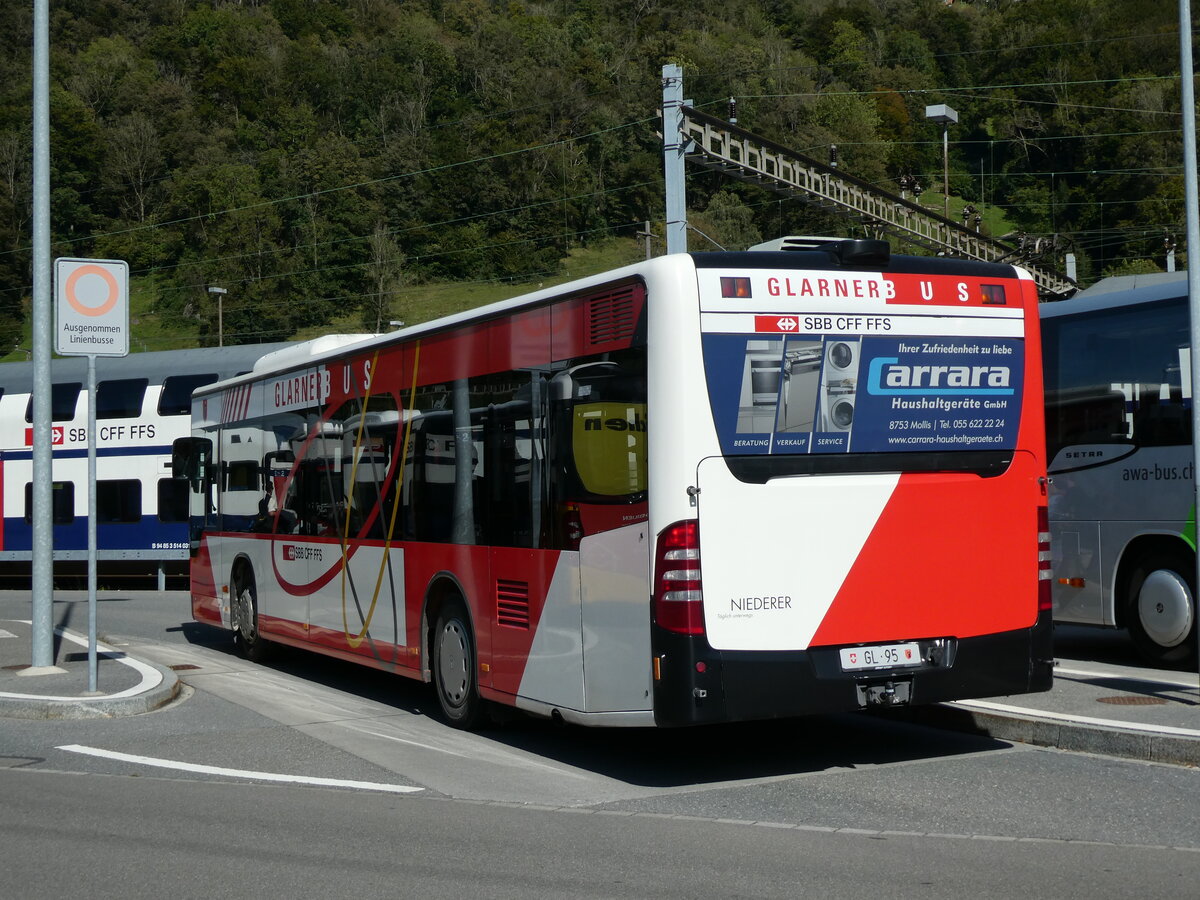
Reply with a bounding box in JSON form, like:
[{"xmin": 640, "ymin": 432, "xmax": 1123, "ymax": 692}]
[{"xmin": 1096, "ymin": 695, "xmax": 1168, "ymax": 706}]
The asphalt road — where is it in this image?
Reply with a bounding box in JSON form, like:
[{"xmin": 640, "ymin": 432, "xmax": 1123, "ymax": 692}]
[{"xmin": 1, "ymin": 591, "xmax": 1197, "ymax": 898}]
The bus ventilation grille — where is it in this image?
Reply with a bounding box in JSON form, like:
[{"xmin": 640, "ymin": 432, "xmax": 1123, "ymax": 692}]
[
  {"xmin": 585, "ymin": 287, "xmax": 638, "ymax": 347},
  {"xmin": 496, "ymin": 579, "xmax": 531, "ymax": 630}
]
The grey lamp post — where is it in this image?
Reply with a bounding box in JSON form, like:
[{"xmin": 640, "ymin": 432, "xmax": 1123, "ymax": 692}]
[
  {"xmin": 208, "ymin": 286, "xmax": 227, "ymax": 347},
  {"xmin": 925, "ymin": 104, "xmax": 958, "ymax": 220}
]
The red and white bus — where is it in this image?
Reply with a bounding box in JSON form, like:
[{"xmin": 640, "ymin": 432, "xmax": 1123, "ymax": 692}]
[{"xmin": 175, "ymin": 238, "xmax": 1053, "ymax": 728}]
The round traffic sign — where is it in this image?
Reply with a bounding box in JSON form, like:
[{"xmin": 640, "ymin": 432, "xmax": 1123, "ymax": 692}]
[{"xmin": 64, "ymin": 263, "xmax": 120, "ymax": 317}]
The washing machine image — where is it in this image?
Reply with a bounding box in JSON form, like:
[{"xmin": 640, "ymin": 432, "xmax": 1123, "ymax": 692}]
[
  {"xmin": 825, "ymin": 339, "xmax": 857, "ymax": 375},
  {"xmin": 818, "ymin": 339, "xmax": 861, "ymax": 433}
]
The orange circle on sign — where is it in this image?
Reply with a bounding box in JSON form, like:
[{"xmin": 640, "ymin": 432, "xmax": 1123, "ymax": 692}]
[{"xmin": 65, "ymin": 264, "xmax": 120, "ymax": 317}]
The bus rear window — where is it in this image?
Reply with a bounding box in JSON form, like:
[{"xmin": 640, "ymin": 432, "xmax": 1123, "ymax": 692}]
[{"xmin": 702, "ymin": 332, "xmax": 1025, "ymax": 461}]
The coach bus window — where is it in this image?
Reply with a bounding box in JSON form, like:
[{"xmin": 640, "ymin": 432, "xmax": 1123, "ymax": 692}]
[
  {"xmin": 157, "ymin": 478, "xmax": 189, "ymax": 523},
  {"xmin": 96, "ymin": 378, "xmax": 149, "ymax": 419},
  {"xmin": 24, "ymin": 482, "xmax": 73, "ymax": 524},
  {"xmin": 25, "ymin": 382, "xmax": 81, "ymax": 422},
  {"xmin": 1043, "ymin": 298, "xmax": 1190, "ymax": 457},
  {"xmin": 158, "ymin": 373, "xmax": 218, "ymax": 416},
  {"xmin": 97, "ymin": 480, "xmax": 142, "ymax": 524}
]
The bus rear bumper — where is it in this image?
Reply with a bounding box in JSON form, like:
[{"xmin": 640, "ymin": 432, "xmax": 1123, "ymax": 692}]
[{"xmin": 651, "ymin": 611, "xmax": 1055, "ymax": 727}]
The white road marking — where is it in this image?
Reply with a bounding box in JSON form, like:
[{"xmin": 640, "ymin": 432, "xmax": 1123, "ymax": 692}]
[
  {"xmin": 952, "ymin": 700, "xmax": 1200, "ymax": 738},
  {"xmin": 0, "ymin": 628, "xmax": 17, "ymax": 639},
  {"xmin": 57, "ymin": 744, "xmax": 424, "ymax": 794}
]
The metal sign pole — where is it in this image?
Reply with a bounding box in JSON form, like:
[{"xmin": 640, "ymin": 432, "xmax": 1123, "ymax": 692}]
[{"xmin": 86, "ymin": 353, "xmax": 98, "ymax": 692}]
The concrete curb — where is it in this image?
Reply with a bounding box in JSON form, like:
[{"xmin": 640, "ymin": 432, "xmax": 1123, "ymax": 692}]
[
  {"xmin": 0, "ymin": 624, "xmax": 182, "ymax": 720},
  {"xmin": 905, "ymin": 703, "xmax": 1200, "ymax": 767},
  {"xmin": 0, "ymin": 661, "xmax": 181, "ymax": 719}
]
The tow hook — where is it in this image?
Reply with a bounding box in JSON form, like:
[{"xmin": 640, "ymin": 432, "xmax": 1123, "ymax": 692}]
[{"xmin": 858, "ymin": 679, "xmax": 912, "ymax": 707}]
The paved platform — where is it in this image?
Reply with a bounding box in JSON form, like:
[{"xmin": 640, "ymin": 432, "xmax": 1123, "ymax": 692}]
[
  {"xmin": 2, "ymin": 613, "xmax": 1197, "ymax": 765},
  {"xmin": 907, "ymin": 659, "xmax": 1200, "ymax": 766},
  {"xmin": 0, "ymin": 618, "xmax": 179, "ymax": 719}
]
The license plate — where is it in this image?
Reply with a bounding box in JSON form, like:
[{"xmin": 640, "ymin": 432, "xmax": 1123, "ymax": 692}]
[{"xmin": 839, "ymin": 642, "xmax": 922, "ymax": 671}]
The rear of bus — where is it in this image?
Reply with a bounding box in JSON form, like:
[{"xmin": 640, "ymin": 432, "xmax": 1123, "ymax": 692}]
[{"xmin": 647, "ymin": 240, "xmax": 1053, "ymax": 726}]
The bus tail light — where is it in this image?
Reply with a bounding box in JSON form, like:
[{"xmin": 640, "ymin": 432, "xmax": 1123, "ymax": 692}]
[
  {"xmin": 1037, "ymin": 506, "xmax": 1052, "ymax": 612},
  {"xmin": 653, "ymin": 520, "xmax": 705, "ymax": 635}
]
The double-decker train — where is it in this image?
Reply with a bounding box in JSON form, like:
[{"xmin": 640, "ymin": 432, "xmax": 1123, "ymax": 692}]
[{"xmin": 0, "ymin": 343, "xmax": 289, "ymax": 587}]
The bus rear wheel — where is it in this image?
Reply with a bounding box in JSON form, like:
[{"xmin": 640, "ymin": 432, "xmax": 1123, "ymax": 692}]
[
  {"xmin": 1125, "ymin": 549, "xmax": 1197, "ymax": 668},
  {"xmin": 432, "ymin": 600, "xmax": 483, "ymax": 729},
  {"xmin": 232, "ymin": 568, "xmax": 269, "ymax": 662}
]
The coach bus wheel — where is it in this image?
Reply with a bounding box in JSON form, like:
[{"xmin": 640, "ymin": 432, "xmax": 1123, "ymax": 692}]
[
  {"xmin": 1125, "ymin": 549, "xmax": 1197, "ymax": 669},
  {"xmin": 232, "ymin": 568, "xmax": 269, "ymax": 662},
  {"xmin": 433, "ymin": 600, "xmax": 483, "ymax": 729}
]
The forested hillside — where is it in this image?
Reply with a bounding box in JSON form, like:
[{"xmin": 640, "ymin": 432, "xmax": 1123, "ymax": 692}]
[{"xmin": 0, "ymin": 0, "xmax": 1185, "ymax": 350}]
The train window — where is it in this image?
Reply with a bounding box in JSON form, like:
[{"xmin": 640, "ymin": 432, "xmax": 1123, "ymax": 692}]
[
  {"xmin": 24, "ymin": 383, "xmax": 82, "ymax": 422},
  {"xmin": 24, "ymin": 482, "xmax": 74, "ymax": 524},
  {"xmin": 159, "ymin": 373, "xmax": 219, "ymax": 416},
  {"xmin": 157, "ymin": 479, "xmax": 189, "ymax": 523},
  {"xmin": 97, "ymin": 480, "xmax": 142, "ymax": 523},
  {"xmin": 96, "ymin": 378, "xmax": 149, "ymax": 419}
]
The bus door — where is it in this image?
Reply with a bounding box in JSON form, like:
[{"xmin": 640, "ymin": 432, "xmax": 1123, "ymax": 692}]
[
  {"xmin": 479, "ymin": 383, "xmax": 562, "ymax": 703},
  {"xmin": 327, "ymin": 409, "xmax": 406, "ymax": 659},
  {"xmin": 273, "ymin": 418, "xmax": 345, "ymax": 630}
]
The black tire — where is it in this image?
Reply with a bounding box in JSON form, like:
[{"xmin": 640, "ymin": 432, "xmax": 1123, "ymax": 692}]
[
  {"xmin": 232, "ymin": 567, "xmax": 269, "ymax": 662},
  {"xmin": 432, "ymin": 600, "xmax": 483, "ymax": 729},
  {"xmin": 1125, "ymin": 549, "xmax": 1197, "ymax": 669}
]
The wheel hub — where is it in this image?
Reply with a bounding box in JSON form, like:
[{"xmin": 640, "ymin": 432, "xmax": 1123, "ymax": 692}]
[
  {"xmin": 438, "ymin": 621, "xmax": 469, "ymax": 705},
  {"xmin": 1137, "ymin": 569, "xmax": 1193, "ymax": 648},
  {"xmin": 234, "ymin": 588, "xmax": 256, "ymax": 641}
]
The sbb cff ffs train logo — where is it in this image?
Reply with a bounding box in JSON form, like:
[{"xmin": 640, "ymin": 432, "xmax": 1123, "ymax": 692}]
[{"xmin": 24, "ymin": 424, "xmax": 154, "ymax": 446}]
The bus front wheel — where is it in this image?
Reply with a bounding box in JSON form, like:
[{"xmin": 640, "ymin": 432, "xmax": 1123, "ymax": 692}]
[
  {"xmin": 232, "ymin": 568, "xmax": 269, "ymax": 662},
  {"xmin": 432, "ymin": 600, "xmax": 483, "ymax": 729},
  {"xmin": 1125, "ymin": 550, "xmax": 1197, "ymax": 668}
]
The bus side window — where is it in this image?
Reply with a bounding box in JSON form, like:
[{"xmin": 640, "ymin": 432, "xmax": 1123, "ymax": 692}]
[
  {"xmin": 477, "ymin": 372, "xmax": 548, "ymax": 549},
  {"xmin": 404, "ymin": 412, "xmax": 455, "ymax": 543}
]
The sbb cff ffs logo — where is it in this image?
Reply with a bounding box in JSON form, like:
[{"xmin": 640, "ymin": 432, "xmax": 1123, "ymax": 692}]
[{"xmin": 282, "ymin": 545, "xmax": 323, "ymax": 562}]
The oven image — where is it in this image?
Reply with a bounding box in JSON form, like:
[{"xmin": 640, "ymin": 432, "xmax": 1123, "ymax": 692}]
[{"xmin": 737, "ymin": 340, "xmax": 785, "ymax": 432}]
